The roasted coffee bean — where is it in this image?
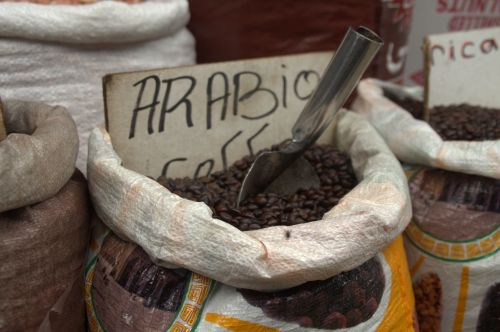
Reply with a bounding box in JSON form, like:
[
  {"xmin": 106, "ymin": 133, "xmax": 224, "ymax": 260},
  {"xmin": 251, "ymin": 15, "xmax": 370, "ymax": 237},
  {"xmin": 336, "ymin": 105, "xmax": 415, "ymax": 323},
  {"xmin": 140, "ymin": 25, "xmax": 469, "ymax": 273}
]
[
  {"xmin": 345, "ymin": 308, "xmax": 362, "ymax": 327},
  {"xmin": 296, "ymin": 316, "xmax": 314, "ymax": 327},
  {"xmin": 323, "ymin": 312, "xmax": 347, "ymax": 329},
  {"xmin": 362, "ymin": 297, "xmax": 378, "ymax": 320}
]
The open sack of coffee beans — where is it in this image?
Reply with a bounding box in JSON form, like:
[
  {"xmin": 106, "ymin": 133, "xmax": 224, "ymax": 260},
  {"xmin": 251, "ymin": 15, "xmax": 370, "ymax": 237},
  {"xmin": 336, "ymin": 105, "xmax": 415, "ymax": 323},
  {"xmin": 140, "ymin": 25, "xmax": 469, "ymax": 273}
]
[
  {"xmin": 85, "ymin": 110, "xmax": 418, "ymax": 331},
  {"xmin": 352, "ymin": 79, "xmax": 500, "ymax": 332},
  {"xmin": 0, "ymin": 99, "xmax": 90, "ymax": 332},
  {"xmin": 0, "ymin": 0, "xmax": 194, "ymax": 172}
]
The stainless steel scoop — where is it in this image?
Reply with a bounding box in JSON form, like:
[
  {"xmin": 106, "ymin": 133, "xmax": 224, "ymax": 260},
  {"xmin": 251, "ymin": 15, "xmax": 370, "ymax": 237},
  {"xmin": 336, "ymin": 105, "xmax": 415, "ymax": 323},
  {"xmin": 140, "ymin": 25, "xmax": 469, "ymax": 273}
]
[{"xmin": 237, "ymin": 27, "xmax": 383, "ymax": 207}]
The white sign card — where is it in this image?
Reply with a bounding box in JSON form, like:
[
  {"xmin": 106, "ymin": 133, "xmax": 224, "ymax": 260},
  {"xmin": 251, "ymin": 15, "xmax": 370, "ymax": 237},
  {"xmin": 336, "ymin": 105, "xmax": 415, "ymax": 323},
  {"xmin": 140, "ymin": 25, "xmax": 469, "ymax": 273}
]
[
  {"xmin": 424, "ymin": 27, "xmax": 500, "ymax": 110},
  {"xmin": 405, "ymin": 1, "xmax": 500, "ymax": 85},
  {"xmin": 104, "ymin": 52, "xmax": 332, "ymax": 179}
]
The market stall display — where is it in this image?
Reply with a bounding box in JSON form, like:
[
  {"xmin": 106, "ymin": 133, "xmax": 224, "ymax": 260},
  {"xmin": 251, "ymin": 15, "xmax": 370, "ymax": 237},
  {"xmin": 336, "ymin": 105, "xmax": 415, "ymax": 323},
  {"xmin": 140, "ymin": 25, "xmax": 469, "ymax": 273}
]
[{"xmin": 0, "ymin": 100, "xmax": 90, "ymax": 332}]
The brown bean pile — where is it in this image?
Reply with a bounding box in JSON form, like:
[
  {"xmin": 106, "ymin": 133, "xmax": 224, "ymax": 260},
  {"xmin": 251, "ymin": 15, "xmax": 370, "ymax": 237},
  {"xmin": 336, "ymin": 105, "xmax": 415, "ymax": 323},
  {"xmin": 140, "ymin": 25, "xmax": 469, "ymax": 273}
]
[
  {"xmin": 414, "ymin": 273, "xmax": 442, "ymax": 332},
  {"xmin": 429, "ymin": 104, "xmax": 500, "ymax": 141},
  {"xmin": 384, "ymin": 93, "xmax": 500, "ymax": 141},
  {"xmin": 157, "ymin": 144, "xmax": 357, "ymax": 230},
  {"xmin": 240, "ymin": 257, "xmax": 385, "ymax": 329},
  {"xmin": 385, "ymin": 93, "xmax": 500, "ymax": 141}
]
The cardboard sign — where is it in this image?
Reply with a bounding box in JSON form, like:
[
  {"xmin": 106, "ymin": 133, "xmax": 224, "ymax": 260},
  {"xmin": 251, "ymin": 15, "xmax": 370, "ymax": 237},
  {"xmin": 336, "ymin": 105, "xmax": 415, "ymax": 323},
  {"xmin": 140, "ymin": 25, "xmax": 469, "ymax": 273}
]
[
  {"xmin": 405, "ymin": 1, "xmax": 500, "ymax": 85},
  {"xmin": 0, "ymin": 98, "xmax": 6, "ymax": 141},
  {"xmin": 104, "ymin": 52, "xmax": 332, "ymax": 179},
  {"xmin": 424, "ymin": 27, "xmax": 500, "ymax": 112}
]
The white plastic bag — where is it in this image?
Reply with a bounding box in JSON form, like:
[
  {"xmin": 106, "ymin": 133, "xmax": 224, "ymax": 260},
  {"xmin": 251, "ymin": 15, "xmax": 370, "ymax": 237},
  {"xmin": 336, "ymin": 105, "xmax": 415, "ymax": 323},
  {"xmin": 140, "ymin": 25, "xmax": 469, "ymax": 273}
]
[
  {"xmin": 87, "ymin": 110, "xmax": 412, "ymax": 291},
  {"xmin": 0, "ymin": 0, "xmax": 195, "ymax": 172}
]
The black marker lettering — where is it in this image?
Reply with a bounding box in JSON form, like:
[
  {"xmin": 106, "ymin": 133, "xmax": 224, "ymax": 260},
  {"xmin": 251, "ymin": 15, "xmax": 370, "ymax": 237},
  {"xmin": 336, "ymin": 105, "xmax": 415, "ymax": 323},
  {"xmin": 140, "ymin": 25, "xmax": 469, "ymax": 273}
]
[
  {"xmin": 159, "ymin": 76, "xmax": 196, "ymax": 133},
  {"xmin": 221, "ymin": 131, "xmax": 243, "ymax": 170},
  {"xmin": 294, "ymin": 70, "xmax": 320, "ymax": 100},
  {"xmin": 194, "ymin": 159, "xmax": 215, "ymax": 178},
  {"xmin": 129, "ymin": 75, "xmax": 161, "ymax": 139},
  {"xmin": 233, "ymin": 71, "xmax": 279, "ymax": 120},
  {"xmin": 161, "ymin": 158, "xmax": 188, "ymax": 177},
  {"xmin": 207, "ymin": 72, "xmax": 230, "ymax": 130},
  {"xmin": 246, "ymin": 123, "xmax": 269, "ymax": 156}
]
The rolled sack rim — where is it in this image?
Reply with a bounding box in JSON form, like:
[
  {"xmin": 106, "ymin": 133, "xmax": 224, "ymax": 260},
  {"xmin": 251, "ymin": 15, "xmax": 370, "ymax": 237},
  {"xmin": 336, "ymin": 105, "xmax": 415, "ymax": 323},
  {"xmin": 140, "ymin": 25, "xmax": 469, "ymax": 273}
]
[
  {"xmin": 87, "ymin": 111, "xmax": 411, "ymax": 290},
  {"xmin": 0, "ymin": 99, "xmax": 78, "ymax": 212},
  {"xmin": 0, "ymin": 0, "xmax": 190, "ymax": 44},
  {"xmin": 355, "ymin": 79, "xmax": 500, "ymax": 180}
]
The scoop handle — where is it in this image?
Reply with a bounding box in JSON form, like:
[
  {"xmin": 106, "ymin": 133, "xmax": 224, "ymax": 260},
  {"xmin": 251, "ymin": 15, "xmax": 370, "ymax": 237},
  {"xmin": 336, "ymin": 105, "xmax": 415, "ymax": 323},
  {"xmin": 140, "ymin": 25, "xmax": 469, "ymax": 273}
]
[{"xmin": 291, "ymin": 26, "xmax": 382, "ymax": 146}]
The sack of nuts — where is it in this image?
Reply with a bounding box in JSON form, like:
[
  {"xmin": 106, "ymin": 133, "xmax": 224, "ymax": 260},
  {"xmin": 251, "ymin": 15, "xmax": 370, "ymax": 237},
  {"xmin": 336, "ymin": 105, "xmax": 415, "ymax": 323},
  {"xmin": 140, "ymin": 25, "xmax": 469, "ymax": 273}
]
[
  {"xmin": 85, "ymin": 110, "xmax": 418, "ymax": 331},
  {"xmin": 0, "ymin": 0, "xmax": 195, "ymax": 172},
  {"xmin": 352, "ymin": 79, "xmax": 500, "ymax": 332},
  {"xmin": 0, "ymin": 99, "xmax": 90, "ymax": 332}
]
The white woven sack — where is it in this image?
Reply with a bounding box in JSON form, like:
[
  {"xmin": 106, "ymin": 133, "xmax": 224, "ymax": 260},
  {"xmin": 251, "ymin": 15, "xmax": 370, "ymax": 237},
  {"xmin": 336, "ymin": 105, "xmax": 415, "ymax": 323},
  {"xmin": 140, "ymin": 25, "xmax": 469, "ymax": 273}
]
[
  {"xmin": 87, "ymin": 110, "xmax": 411, "ymax": 291},
  {"xmin": 0, "ymin": 0, "xmax": 195, "ymax": 173},
  {"xmin": 0, "ymin": 99, "xmax": 78, "ymax": 212},
  {"xmin": 352, "ymin": 78, "xmax": 500, "ymax": 179}
]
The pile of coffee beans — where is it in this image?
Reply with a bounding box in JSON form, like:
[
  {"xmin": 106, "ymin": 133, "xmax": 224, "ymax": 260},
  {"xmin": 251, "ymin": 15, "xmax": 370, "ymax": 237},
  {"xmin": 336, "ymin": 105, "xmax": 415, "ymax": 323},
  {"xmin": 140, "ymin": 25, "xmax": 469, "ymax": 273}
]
[
  {"xmin": 414, "ymin": 273, "xmax": 442, "ymax": 332},
  {"xmin": 384, "ymin": 92, "xmax": 500, "ymax": 141},
  {"xmin": 240, "ymin": 257, "xmax": 385, "ymax": 329},
  {"xmin": 429, "ymin": 104, "xmax": 500, "ymax": 141},
  {"xmin": 158, "ymin": 144, "xmax": 386, "ymax": 329},
  {"xmin": 157, "ymin": 144, "xmax": 357, "ymax": 230}
]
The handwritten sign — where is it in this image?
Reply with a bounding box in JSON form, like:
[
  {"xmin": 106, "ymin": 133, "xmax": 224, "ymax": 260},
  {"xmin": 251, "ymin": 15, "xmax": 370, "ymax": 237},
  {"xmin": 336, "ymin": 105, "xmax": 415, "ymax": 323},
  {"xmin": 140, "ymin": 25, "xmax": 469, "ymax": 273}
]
[
  {"xmin": 104, "ymin": 52, "xmax": 332, "ymax": 179},
  {"xmin": 424, "ymin": 27, "xmax": 500, "ymax": 111},
  {"xmin": 0, "ymin": 98, "xmax": 6, "ymax": 141}
]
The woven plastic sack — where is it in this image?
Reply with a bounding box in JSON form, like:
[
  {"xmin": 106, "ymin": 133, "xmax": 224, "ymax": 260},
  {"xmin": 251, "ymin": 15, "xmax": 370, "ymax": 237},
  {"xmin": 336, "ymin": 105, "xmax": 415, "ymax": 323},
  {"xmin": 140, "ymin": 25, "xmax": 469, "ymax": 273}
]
[
  {"xmin": 0, "ymin": 0, "xmax": 195, "ymax": 172},
  {"xmin": 88, "ymin": 110, "xmax": 411, "ymax": 290},
  {"xmin": 0, "ymin": 100, "xmax": 90, "ymax": 332},
  {"xmin": 85, "ymin": 229, "xmax": 416, "ymax": 331},
  {"xmin": 352, "ymin": 78, "xmax": 499, "ymax": 179},
  {"xmin": 352, "ymin": 79, "xmax": 500, "ymax": 332},
  {"xmin": 86, "ymin": 110, "xmax": 417, "ymax": 331}
]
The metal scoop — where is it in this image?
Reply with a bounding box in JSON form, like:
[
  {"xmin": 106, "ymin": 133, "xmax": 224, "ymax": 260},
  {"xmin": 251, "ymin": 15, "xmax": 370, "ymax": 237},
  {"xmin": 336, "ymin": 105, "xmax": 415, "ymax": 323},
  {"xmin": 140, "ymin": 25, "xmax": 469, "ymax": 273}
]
[{"xmin": 237, "ymin": 27, "xmax": 383, "ymax": 207}]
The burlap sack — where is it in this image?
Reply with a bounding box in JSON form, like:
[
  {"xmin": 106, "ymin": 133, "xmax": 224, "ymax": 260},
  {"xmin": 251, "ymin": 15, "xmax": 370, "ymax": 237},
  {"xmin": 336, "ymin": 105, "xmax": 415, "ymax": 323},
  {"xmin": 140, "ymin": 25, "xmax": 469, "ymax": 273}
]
[
  {"xmin": 0, "ymin": 0, "xmax": 195, "ymax": 172},
  {"xmin": 0, "ymin": 100, "xmax": 78, "ymax": 212},
  {"xmin": 0, "ymin": 100, "xmax": 89, "ymax": 332},
  {"xmin": 87, "ymin": 110, "xmax": 412, "ymax": 291}
]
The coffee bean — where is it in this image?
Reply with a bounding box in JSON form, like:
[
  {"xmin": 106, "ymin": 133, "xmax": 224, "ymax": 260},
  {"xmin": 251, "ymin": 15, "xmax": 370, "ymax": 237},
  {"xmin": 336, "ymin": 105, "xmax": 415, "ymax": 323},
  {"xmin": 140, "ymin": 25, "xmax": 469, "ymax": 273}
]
[
  {"xmin": 345, "ymin": 308, "xmax": 362, "ymax": 327},
  {"xmin": 323, "ymin": 312, "xmax": 347, "ymax": 329},
  {"xmin": 362, "ymin": 297, "xmax": 378, "ymax": 319},
  {"xmin": 296, "ymin": 316, "xmax": 314, "ymax": 327}
]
